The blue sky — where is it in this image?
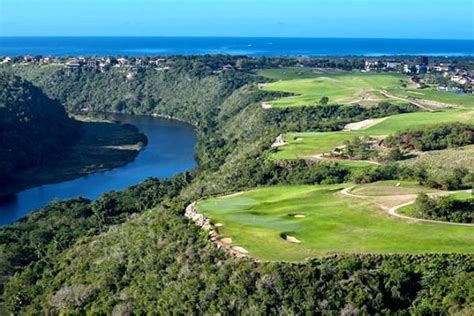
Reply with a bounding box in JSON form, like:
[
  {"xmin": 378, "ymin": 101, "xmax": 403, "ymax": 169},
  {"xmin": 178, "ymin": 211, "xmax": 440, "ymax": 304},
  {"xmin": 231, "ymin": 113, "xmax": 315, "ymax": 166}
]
[{"xmin": 1, "ymin": 0, "xmax": 473, "ymax": 39}]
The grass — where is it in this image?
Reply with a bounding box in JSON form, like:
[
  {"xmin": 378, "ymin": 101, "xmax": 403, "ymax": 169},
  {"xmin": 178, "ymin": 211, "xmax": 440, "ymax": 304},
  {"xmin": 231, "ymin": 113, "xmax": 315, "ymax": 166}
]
[
  {"xmin": 198, "ymin": 184, "xmax": 474, "ymax": 261},
  {"xmin": 258, "ymin": 68, "xmax": 474, "ymax": 109},
  {"xmin": 259, "ymin": 70, "xmax": 407, "ymax": 107},
  {"xmin": 270, "ymin": 109, "xmax": 474, "ymax": 161},
  {"xmin": 403, "ymin": 145, "xmax": 474, "ymax": 178}
]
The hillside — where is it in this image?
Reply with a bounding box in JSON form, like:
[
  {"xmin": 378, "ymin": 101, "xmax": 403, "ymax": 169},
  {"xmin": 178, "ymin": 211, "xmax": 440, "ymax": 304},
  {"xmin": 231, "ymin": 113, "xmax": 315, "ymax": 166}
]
[
  {"xmin": 0, "ymin": 74, "xmax": 80, "ymax": 187},
  {"xmin": 0, "ymin": 74, "xmax": 147, "ymax": 196},
  {"xmin": 1, "ymin": 59, "xmax": 473, "ymax": 314}
]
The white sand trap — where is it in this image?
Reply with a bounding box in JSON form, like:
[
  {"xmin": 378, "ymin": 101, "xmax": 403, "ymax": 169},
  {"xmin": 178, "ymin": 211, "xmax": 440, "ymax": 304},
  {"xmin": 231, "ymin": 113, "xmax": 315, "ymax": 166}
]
[
  {"xmin": 344, "ymin": 118, "xmax": 387, "ymax": 131},
  {"xmin": 261, "ymin": 102, "xmax": 272, "ymax": 109},
  {"xmin": 295, "ymin": 138, "xmax": 303, "ymax": 141},
  {"xmin": 294, "ymin": 215, "xmax": 305, "ymax": 218},
  {"xmin": 272, "ymin": 134, "xmax": 288, "ymax": 148},
  {"xmin": 232, "ymin": 246, "xmax": 249, "ymax": 254},
  {"xmin": 214, "ymin": 223, "xmax": 224, "ymax": 227},
  {"xmin": 220, "ymin": 237, "xmax": 232, "ymax": 244},
  {"xmin": 284, "ymin": 235, "xmax": 302, "ymax": 243}
]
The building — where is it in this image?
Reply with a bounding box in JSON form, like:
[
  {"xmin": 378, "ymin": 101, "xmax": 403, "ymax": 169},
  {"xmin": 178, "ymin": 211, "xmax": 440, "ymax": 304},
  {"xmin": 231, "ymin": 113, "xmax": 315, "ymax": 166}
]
[
  {"xmin": 451, "ymin": 75, "xmax": 469, "ymax": 85},
  {"xmin": 87, "ymin": 59, "xmax": 98, "ymax": 68},
  {"xmin": 385, "ymin": 61, "xmax": 401, "ymax": 69},
  {"xmin": 65, "ymin": 58, "xmax": 81, "ymax": 68},
  {"xmin": 1, "ymin": 57, "xmax": 12, "ymax": 64},
  {"xmin": 433, "ymin": 64, "xmax": 450, "ymax": 72},
  {"xmin": 416, "ymin": 64, "xmax": 428, "ymax": 74}
]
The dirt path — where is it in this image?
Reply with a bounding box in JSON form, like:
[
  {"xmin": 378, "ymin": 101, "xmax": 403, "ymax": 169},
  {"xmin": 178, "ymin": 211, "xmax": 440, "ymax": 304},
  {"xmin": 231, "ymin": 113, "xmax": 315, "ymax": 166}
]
[
  {"xmin": 340, "ymin": 187, "xmax": 474, "ymax": 227},
  {"xmin": 344, "ymin": 118, "xmax": 387, "ymax": 131},
  {"xmin": 313, "ymin": 154, "xmax": 380, "ymax": 165},
  {"xmin": 379, "ymin": 90, "xmax": 434, "ymax": 112}
]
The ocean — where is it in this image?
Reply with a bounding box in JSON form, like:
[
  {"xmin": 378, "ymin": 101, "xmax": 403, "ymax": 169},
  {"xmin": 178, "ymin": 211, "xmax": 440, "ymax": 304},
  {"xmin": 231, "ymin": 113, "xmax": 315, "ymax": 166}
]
[{"xmin": 0, "ymin": 37, "xmax": 473, "ymax": 57}]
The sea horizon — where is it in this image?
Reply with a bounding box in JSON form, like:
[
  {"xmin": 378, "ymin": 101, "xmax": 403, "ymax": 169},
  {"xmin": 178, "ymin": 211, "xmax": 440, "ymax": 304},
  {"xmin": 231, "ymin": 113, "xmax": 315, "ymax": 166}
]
[{"xmin": 1, "ymin": 36, "xmax": 473, "ymax": 57}]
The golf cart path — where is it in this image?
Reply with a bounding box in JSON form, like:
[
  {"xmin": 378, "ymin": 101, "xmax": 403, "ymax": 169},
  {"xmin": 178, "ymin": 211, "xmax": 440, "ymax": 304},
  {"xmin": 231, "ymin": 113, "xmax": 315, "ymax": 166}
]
[
  {"xmin": 379, "ymin": 90, "xmax": 434, "ymax": 112},
  {"xmin": 313, "ymin": 154, "xmax": 381, "ymax": 165},
  {"xmin": 340, "ymin": 187, "xmax": 474, "ymax": 227}
]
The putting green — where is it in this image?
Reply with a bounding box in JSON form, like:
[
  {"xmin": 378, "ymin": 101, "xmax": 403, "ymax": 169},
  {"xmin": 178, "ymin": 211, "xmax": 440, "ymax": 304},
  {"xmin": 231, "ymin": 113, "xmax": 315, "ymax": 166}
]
[
  {"xmin": 259, "ymin": 68, "xmax": 474, "ymax": 108},
  {"xmin": 197, "ymin": 184, "xmax": 474, "ymax": 261},
  {"xmin": 270, "ymin": 109, "xmax": 474, "ymax": 160}
]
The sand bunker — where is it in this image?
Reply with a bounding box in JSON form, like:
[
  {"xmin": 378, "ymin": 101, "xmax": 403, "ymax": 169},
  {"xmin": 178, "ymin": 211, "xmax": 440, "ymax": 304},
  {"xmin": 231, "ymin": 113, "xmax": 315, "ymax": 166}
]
[
  {"xmin": 261, "ymin": 101, "xmax": 272, "ymax": 109},
  {"xmin": 344, "ymin": 118, "xmax": 386, "ymax": 131},
  {"xmin": 289, "ymin": 214, "xmax": 306, "ymax": 218},
  {"xmin": 283, "ymin": 234, "xmax": 302, "ymax": 243},
  {"xmin": 232, "ymin": 246, "xmax": 249, "ymax": 254},
  {"xmin": 272, "ymin": 134, "xmax": 288, "ymax": 148},
  {"xmin": 220, "ymin": 237, "xmax": 232, "ymax": 244},
  {"xmin": 214, "ymin": 223, "xmax": 223, "ymax": 227}
]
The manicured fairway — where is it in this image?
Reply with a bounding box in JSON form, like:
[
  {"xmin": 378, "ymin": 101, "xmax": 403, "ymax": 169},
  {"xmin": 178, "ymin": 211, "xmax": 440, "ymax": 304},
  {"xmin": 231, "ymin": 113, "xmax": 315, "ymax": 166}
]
[
  {"xmin": 260, "ymin": 70, "xmax": 406, "ymax": 107},
  {"xmin": 198, "ymin": 184, "xmax": 474, "ymax": 261},
  {"xmin": 259, "ymin": 68, "xmax": 474, "ymax": 108},
  {"xmin": 270, "ymin": 109, "xmax": 474, "ymax": 160}
]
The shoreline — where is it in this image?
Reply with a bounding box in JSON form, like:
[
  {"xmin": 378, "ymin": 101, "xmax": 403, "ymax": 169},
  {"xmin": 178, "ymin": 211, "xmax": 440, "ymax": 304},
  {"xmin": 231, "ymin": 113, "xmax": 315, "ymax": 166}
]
[{"xmin": 0, "ymin": 118, "xmax": 147, "ymax": 198}]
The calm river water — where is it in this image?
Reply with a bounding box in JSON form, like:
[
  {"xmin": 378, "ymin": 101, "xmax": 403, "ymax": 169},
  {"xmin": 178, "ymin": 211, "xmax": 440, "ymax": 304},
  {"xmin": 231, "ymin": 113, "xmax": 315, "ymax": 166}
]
[{"xmin": 0, "ymin": 114, "xmax": 197, "ymax": 224}]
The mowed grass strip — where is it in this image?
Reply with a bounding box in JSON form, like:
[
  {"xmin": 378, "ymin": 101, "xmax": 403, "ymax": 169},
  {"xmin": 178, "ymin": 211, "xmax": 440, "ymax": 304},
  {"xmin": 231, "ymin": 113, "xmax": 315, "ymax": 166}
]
[
  {"xmin": 197, "ymin": 184, "xmax": 474, "ymax": 261},
  {"xmin": 270, "ymin": 109, "xmax": 474, "ymax": 160}
]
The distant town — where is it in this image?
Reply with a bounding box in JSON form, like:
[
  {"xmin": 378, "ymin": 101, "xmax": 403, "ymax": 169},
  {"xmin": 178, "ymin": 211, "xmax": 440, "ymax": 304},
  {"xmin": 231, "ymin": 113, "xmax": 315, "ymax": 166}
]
[{"xmin": 1, "ymin": 55, "xmax": 473, "ymax": 94}]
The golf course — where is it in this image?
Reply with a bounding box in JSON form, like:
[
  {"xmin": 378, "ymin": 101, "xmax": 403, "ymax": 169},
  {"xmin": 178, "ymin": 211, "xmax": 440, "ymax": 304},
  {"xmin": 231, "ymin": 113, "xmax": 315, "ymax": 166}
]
[
  {"xmin": 194, "ymin": 68, "xmax": 474, "ymax": 262},
  {"xmin": 270, "ymin": 109, "xmax": 474, "ymax": 160},
  {"xmin": 197, "ymin": 182, "xmax": 474, "ymax": 261},
  {"xmin": 259, "ymin": 68, "xmax": 474, "ymax": 109}
]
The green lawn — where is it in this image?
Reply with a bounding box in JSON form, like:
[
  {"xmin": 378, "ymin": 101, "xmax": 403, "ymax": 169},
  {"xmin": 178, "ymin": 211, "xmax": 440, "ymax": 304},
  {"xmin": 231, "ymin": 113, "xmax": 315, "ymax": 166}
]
[
  {"xmin": 260, "ymin": 70, "xmax": 406, "ymax": 107},
  {"xmin": 198, "ymin": 184, "xmax": 474, "ymax": 261},
  {"xmin": 259, "ymin": 68, "xmax": 474, "ymax": 108},
  {"xmin": 270, "ymin": 109, "xmax": 474, "ymax": 160}
]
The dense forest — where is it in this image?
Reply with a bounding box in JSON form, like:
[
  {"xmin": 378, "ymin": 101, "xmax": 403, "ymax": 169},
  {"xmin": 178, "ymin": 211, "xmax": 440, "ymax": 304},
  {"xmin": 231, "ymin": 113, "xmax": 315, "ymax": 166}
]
[
  {"xmin": 0, "ymin": 59, "xmax": 473, "ymax": 314},
  {"xmin": 0, "ymin": 74, "xmax": 80, "ymax": 187}
]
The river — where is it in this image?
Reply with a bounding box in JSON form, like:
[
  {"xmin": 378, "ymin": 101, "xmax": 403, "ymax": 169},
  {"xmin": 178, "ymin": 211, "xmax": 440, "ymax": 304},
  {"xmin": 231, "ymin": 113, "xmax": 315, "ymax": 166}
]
[{"xmin": 0, "ymin": 114, "xmax": 197, "ymax": 225}]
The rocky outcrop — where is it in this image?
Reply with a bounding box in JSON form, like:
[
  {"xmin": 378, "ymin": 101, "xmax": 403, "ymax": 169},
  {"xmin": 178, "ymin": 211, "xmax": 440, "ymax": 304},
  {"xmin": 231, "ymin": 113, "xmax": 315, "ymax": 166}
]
[
  {"xmin": 271, "ymin": 134, "xmax": 288, "ymax": 148},
  {"xmin": 184, "ymin": 202, "xmax": 249, "ymax": 258}
]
